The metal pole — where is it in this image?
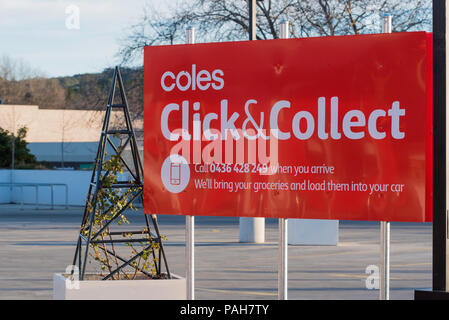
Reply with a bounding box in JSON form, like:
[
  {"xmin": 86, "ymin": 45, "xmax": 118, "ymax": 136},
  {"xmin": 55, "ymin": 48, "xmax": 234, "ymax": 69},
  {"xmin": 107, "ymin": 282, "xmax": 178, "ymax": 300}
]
[
  {"xmin": 20, "ymin": 186, "xmax": 23, "ymax": 210},
  {"xmin": 65, "ymin": 185, "xmax": 69, "ymax": 209},
  {"xmin": 380, "ymin": 14, "xmax": 392, "ymax": 301},
  {"xmin": 61, "ymin": 110, "xmax": 65, "ymax": 168},
  {"xmin": 382, "ymin": 14, "xmax": 392, "ymax": 33},
  {"xmin": 239, "ymin": 0, "xmax": 266, "ymax": 243},
  {"xmin": 278, "ymin": 19, "xmax": 289, "ymax": 301},
  {"xmin": 415, "ymin": 0, "xmax": 449, "ymax": 299},
  {"xmin": 431, "ymin": 0, "xmax": 449, "ymax": 293},
  {"xmin": 186, "ymin": 25, "xmax": 195, "ymax": 301},
  {"xmin": 10, "ymin": 106, "xmax": 15, "ymax": 203},
  {"xmin": 51, "ymin": 185, "xmax": 54, "ymax": 210},
  {"xmin": 436, "ymin": 0, "xmax": 449, "ymax": 293},
  {"xmin": 35, "ymin": 185, "xmax": 39, "ymax": 210},
  {"xmin": 186, "ymin": 214, "xmax": 194, "ymax": 300},
  {"xmin": 249, "ymin": 0, "xmax": 256, "ymax": 40},
  {"xmin": 380, "ymin": 220, "xmax": 390, "ymax": 299},
  {"xmin": 279, "ymin": 218, "xmax": 288, "ymax": 300}
]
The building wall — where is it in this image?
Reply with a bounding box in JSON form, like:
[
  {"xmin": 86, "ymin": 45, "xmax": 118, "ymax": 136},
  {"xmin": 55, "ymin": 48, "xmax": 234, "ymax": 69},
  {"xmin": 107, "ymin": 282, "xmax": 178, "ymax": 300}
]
[
  {"xmin": 0, "ymin": 169, "xmax": 91, "ymax": 206},
  {"xmin": 0, "ymin": 170, "xmax": 11, "ymax": 203},
  {"xmin": 0, "ymin": 104, "xmax": 142, "ymax": 164},
  {"xmin": 27, "ymin": 142, "xmax": 98, "ymax": 163}
]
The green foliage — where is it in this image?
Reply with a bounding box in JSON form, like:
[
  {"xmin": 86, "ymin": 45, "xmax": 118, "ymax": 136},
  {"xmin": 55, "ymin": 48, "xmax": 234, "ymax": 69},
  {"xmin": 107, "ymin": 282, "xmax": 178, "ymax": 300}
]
[
  {"xmin": 0, "ymin": 126, "xmax": 37, "ymax": 168},
  {"xmin": 82, "ymin": 153, "xmax": 160, "ymax": 280}
]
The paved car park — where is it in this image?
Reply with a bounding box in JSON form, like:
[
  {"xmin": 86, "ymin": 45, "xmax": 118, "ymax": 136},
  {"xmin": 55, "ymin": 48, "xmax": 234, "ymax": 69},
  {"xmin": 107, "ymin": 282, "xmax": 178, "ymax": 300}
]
[{"xmin": 0, "ymin": 204, "xmax": 431, "ymax": 300}]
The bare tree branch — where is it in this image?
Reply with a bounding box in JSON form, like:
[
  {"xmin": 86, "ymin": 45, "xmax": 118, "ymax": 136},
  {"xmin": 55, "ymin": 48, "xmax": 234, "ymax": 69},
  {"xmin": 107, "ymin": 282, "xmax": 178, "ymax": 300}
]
[{"xmin": 117, "ymin": 0, "xmax": 431, "ymax": 66}]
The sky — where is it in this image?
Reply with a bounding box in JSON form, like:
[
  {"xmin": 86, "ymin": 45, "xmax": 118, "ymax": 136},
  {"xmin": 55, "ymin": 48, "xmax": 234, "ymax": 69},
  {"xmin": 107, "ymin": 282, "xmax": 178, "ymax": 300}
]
[{"xmin": 0, "ymin": 0, "xmax": 167, "ymax": 77}]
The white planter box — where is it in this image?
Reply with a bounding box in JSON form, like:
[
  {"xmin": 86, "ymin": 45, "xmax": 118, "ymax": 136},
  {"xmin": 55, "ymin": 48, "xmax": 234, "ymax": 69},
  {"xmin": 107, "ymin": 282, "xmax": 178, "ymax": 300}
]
[
  {"xmin": 288, "ymin": 219, "xmax": 339, "ymax": 245},
  {"xmin": 53, "ymin": 273, "xmax": 186, "ymax": 300}
]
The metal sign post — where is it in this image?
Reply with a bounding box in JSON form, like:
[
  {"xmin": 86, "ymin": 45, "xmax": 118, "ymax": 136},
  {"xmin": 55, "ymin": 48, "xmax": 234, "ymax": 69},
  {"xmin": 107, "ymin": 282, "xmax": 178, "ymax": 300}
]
[
  {"xmin": 380, "ymin": 221, "xmax": 390, "ymax": 299},
  {"xmin": 248, "ymin": 0, "xmax": 256, "ymax": 41},
  {"xmin": 278, "ymin": 20, "xmax": 289, "ymax": 301},
  {"xmin": 379, "ymin": 15, "xmax": 392, "ymax": 301},
  {"xmin": 186, "ymin": 26, "xmax": 195, "ymax": 301},
  {"xmin": 415, "ymin": 0, "xmax": 449, "ymax": 300},
  {"xmin": 186, "ymin": 214, "xmax": 195, "ymax": 300},
  {"xmin": 279, "ymin": 217, "xmax": 288, "ymax": 300},
  {"xmin": 239, "ymin": 0, "xmax": 266, "ymax": 244}
]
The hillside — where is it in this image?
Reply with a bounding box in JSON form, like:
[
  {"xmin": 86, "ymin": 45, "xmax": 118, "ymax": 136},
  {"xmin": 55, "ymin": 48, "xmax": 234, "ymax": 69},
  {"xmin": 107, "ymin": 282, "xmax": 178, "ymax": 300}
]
[
  {"xmin": 58, "ymin": 67, "xmax": 143, "ymax": 116},
  {"xmin": 0, "ymin": 67, "xmax": 143, "ymax": 118}
]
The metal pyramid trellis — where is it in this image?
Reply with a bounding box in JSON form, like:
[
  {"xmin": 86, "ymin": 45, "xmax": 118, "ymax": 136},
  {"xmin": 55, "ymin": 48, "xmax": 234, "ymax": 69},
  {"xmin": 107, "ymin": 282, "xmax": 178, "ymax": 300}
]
[{"xmin": 72, "ymin": 66, "xmax": 170, "ymax": 280}]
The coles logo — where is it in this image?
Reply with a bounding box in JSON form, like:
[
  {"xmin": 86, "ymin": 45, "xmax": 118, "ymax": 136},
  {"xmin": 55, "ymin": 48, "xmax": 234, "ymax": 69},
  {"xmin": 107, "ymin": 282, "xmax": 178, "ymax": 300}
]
[{"xmin": 160, "ymin": 64, "xmax": 224, "ymax": 92}]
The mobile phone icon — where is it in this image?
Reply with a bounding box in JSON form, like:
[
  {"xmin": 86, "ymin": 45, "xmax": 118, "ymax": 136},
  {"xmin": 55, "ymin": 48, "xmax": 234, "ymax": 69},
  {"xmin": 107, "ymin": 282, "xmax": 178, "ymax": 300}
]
[{"xmin": 170, "ymin": 163, "xmax": 181, "ymax": 185}]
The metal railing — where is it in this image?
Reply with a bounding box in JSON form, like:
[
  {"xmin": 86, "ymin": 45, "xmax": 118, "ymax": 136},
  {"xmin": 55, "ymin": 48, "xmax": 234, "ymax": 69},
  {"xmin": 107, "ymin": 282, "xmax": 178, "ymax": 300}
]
[{"xmin": 0, "ymin": 182, "xmax": 68, "ymax": 210}]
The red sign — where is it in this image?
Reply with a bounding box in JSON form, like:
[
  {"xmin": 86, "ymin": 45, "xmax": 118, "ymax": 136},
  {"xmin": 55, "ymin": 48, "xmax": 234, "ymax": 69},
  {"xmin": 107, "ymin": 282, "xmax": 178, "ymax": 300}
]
[{"xmin": 144, "ymin": 32, "xmax": 432, "ymax": 222}]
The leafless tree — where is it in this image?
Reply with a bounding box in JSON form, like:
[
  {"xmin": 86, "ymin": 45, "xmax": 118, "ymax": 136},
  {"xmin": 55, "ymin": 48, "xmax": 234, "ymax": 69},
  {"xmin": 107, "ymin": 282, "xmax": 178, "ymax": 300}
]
[
  {"xmin": 0, "ymin": 55, "xmax": 41, "ymax": 81},
  {"xmin": 0, "ymin": 55, "xmax": 66, "ymax": 109},
  {"xmin": 118, "ymin": 0, "xmax": 431, "ymax": 65}
]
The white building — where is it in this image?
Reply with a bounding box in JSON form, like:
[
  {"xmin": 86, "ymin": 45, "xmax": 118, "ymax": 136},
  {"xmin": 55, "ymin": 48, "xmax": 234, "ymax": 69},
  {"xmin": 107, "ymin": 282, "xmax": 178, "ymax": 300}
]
[{"xmin": 0, "ymin": 104, "xmax": 142, "ymax": 168}]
